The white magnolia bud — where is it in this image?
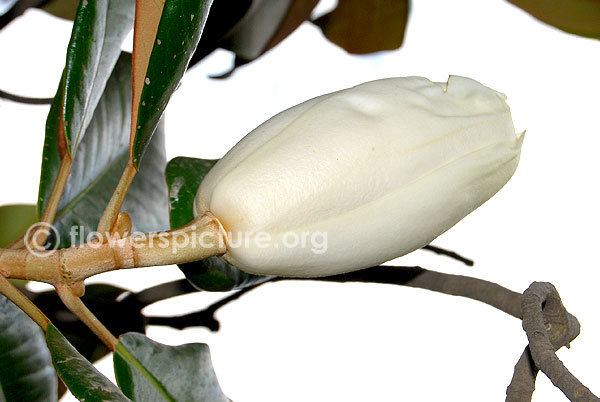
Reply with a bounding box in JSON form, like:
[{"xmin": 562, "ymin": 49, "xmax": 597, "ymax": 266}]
[{"xmin": 196, "ymin": 76, "xmax": 524, "ymax": 277}]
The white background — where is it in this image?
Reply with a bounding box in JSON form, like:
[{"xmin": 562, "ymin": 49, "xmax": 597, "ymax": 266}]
[{"xmin": 1, "ymin": 1, "xmax": 600, "ymax": 401}]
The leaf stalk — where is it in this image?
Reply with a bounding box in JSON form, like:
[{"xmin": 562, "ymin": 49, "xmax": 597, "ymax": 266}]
[
  {"xmin": 31, "ymin": 155, "xmax": 72, "ymax": 248},
  {"xmin": 96, "ymin": 161, "xmax": 138, "ymax": 236},
  {"xmin": 0, "ymin": 275, "xmax": 50, "ymax": 331},
  {"xmin": 56, "ymin": 283, "xmax": 118, "ymax": 350}
]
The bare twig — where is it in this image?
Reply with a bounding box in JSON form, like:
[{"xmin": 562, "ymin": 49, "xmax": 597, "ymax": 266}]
[
  {"xmin": 146, "ymin": 280, "xmax": 273, "ymax": 331},
  {"xmin": 292, "ymin": 265, "xmax": 522, "ymax": 318},
  {"xmin": 506, "ymin": 346, "xmax": 538, "ymax": 402},
  {"xmin": 521, "ymin": 282, "xmax": 598, "ymax": 401},
  {"xmin": 421, "ymin": 244, "xmax": 474, "ymax": 266},
  {"xmin": 6, "ymin": 259, "xmax": 596, "ymax": 402},
  {"xmin": 143, "ymin": 266, "xmax": 522, "ymax": 330},
  {"xmin": 173, "ymin": 267, "xmax": 593, "ymax": 402},
  {"xmin": 0, "ymin": 89, "xmax": 54, "ymax": 105}
]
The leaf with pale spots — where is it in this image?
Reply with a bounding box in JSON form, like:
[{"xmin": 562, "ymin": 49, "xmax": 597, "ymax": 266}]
[{"xmin": 130, "ymin": 0, "xmax": 214, "ymax": 168}]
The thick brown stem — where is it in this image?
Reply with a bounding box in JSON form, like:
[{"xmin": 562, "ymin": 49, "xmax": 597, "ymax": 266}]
[{"xmin": 0, "ymin": 214, "xmax": 225, "ymax": 285}]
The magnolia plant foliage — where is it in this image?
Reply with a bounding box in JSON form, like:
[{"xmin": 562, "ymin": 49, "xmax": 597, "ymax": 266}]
[{"xmin": 0, "ymin": 0, "xmax": 598, "ymax": 401}]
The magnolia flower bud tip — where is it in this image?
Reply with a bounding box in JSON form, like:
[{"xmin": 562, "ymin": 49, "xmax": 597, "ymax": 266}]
[{"xmin": 196, "ymin": 75, "xmax": 524, "ymax": 277}]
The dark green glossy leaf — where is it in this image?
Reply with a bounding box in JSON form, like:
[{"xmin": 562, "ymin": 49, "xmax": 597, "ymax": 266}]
[
  {"xmin": 38, "ymin": 0, "xmax": 135, "ymax": 217},
  {"xmin": 131, "ymin": 0, "xmax": 213, "ymax": 167},
  {"xmin": 217, "ymin": 0, "xmax": 292, "ymax": 60},
  {"xmin": 179, "ymin": 255, "xmax": 272, "ymax": 292},
  {"xmin": 0, "ymin": 204, "xmax": 37, "ymax": 247},
  {"xmin": 196, "ymin": 0, "xmax": 319, "ymax": 77},
  {"xmin": 508, "ymin": 0, "xmax": 600, "ymax": 39},
  {"xmin": 165, "ymin": 157, "xmax": 269, "ymax": 291},
  {"xmin": 114, "ymin": 333, "xmax": 229, "ymax": 402},
  {"xmin": 188, "ymin": 0, "xmax": 252, "ymax": 65},
  {"xmin": 41, "ymin": 53, "xmax": 169, "ymax": 249},
  {"xmin": 313, "ymin": 0, "xmax": 410, "ymax": 54},
  {"xmin": 46, "ymin": 324, "xmax": 130, "ymax": 402},
  {"xmin": 38, "ymin": 80, "xmax": 64, "ymax": 219},
  {"xmin": 61, "ymin": 0, "xmax": 135, "ymax": 155},
  {"xmin": 166, "ymin": 157, "xmax": 217, "ymax": 229},
  {"xmin": 0, "ymin": 295, "xmax": 57, "ymax": 402}
]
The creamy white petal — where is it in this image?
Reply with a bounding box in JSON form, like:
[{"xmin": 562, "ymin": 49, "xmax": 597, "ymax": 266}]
[{"xmin": 196, "ymin": 75, "xmax": 524, "ymax": 277}]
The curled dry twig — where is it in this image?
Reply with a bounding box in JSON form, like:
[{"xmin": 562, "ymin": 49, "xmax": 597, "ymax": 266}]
[
  {"xmin": 506, "ymin": 282, "xmax": 598, "ymax": 402},
  {"xmin": 19, "ymin": 261, "xmax": 596, "ymax": 401},
  {"xmin": 506, "ymin": 346, "xmax": 538, "ymax": 401},
  {"xmin": 170, "ymin": 266, "xmax": 595, "ymax": 401}
]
